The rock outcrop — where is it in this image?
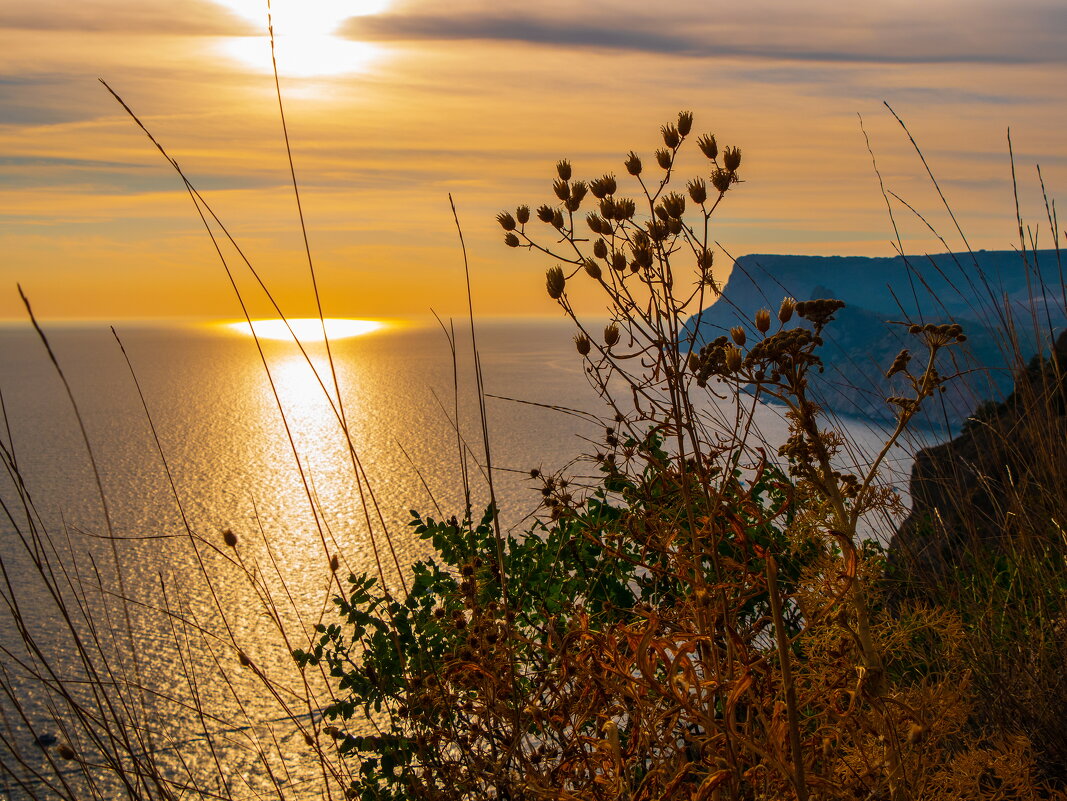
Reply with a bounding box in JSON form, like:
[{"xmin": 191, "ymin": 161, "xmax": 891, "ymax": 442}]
[{"xmin": 888, "ymin": 328, "xmax": 1067, "ymax": 591}]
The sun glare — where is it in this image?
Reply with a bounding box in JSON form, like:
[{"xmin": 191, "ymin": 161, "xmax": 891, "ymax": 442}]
[
  {"xmin": 215, "ymin": 0, "xmax": 390, "ymax": 77},
  {"xmin": 227, "ymin": 318, "xmax": 384, "ymax": 342}
]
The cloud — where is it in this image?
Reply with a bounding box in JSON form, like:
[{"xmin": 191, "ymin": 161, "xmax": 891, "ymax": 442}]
[
  {"xmin": 341, "ymin": 2, "xmax": 1067, "ymax": 65},
  {"xmin": 0, "ymin": 0, "xmax": 254, "ymax": 35}
]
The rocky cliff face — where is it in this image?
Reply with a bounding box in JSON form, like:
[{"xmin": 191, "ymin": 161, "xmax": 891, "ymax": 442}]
[
  {"xmin": 684, "ymin": 250, "xmax": 1065, "ymax": 425},
  {"xmin": 887, "ymin": 329, "xmax": 1067, "ymax": 590}
]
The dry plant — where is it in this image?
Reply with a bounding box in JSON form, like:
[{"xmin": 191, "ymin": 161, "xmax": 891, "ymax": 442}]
[{"xmin": 303, "ymin": 112, "xmax": 1062, "ymax": 801}]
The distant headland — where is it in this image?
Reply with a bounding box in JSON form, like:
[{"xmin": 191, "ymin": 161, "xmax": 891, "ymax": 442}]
[{"xmin": 684, "ymin": 249, "xmax": 1065, "ymax": 425}]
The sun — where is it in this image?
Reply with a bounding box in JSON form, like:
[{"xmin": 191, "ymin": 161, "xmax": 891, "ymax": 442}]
[
  {"xmin": 215, "ymin": 0, "xmax": 390, "ymax": 78},
  {"xmin": 226, "ymin": 318, "xmax": 385, "ymax": 342}
]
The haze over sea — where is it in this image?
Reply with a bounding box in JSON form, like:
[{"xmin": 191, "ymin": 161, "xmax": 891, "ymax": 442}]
[{"xmin": 0, "ymin": 317, "xmax": 910, "ymax": 797}]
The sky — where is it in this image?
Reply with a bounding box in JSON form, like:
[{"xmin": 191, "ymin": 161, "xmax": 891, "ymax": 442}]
[{"xmin": 1, "ymin": 0, "xmax": 1066, "ymax": 321}]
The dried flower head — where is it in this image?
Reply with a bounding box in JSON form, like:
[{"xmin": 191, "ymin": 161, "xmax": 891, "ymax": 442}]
[
  {"xmin": 222, "ymin": 528, "xmax": 238, "ymax": 548},
  {"xmin": 329, "ymin": 554, "xmax": 340, "ymax": 572},
  {"xmin": 755, "ymin": 308, "xmax": 771, "ymax": 333},
  {"xmin": 711, "ymin": 168, "xmax": 732, "ymax": 194},
  {"xmin": 604, "ymin": 322, "xmax": 621, "ymax": 347},
  {"xmin": 779, "ymin": 296, "xmax": 796, "ymax": 323},
  {"xmin": 536, "ymin": 204, "xmax": 554, "ymax": 223},
  {"xmin": 687, "ymin": 178, "xmax": 707, "ymax": 205},
  {"xmin": 546, "ymin": 266, "xmax": 566, "ymax": 299},
  {"xmin": 655, "ymin": 148, "xmax": 672, "ymax": 170},
  {"xmin": 593, "ymin": 238, "xmax": 608, "ymax": 259},
  {"xmin": 697, "ymin": 133, "xmax": 718, "ymax": 160},
  {"xmin": 574, "ymin": 333, "xmax": 591, "ymax": 356},
  {"xmin": 515, "ymin": 205, "xmax": 530, "ymax": 224},
  {"xmin": 504, "ymin": 232, "xmax": 520, "ymax": 248},
  {"xmin": 677, "ymin": 110, "xmax": 694, "ymax": 136},
  {"xmin": 730, "ymin": 326, "xmax": 747, "ymax": 347},
  {"xmin": 661, "ymin": 123, "xmax": 681, "ymax": 149},
  {"xmin": 662, "ymin": 192, "xmax": 685, "ymax": 219},
  {"xmin": 590, "ymin": 174, "xmax": 617, "ymax": 199},
  {"xmin": 583, "ymin": 258, "xmax": 602, "ymax": 280},
  {"xmin": 624, "ymin": 150, "xmax": 642, "ymax": 175},
  {"xmin": 552, "ymin": 179, "xmax": 570, "ymax": 201},
  {"xmin": 886, "ymin": 348, "xmax": 911, "ymax": 378},
  {"xmin": 556, "ymin": 159, "xmax": 571, "ymax": 181},
  {"xmin": 496, "ymin": 211, "xmax": 516, "ymax": 231},
  {"xmin": 723, "ymin": 146, "xmax": 742, "ymax": 172},
  {"xmin": 725, "ymin": 344, "xmax": 743, "ymax": 372}
]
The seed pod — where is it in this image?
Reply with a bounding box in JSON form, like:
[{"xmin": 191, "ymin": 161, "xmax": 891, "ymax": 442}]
[
  {"xmin": 504, "ymin": 232, "xmax": 520, "ymax": 248},
  {"xmin": 586, "ymin": 213, "xmax": 604, "ymax": 234},
  {"xmin": 697, "ymin": 133, "xmax": 718, "ymax": 160},
  {"xmin": 238, "ymin": 650, "xmax": 251, "ymax": 667},
  {"xmin": 570, "ymin": 180, "xmax": 588, "ymax": 204},
  {"xmin": 616, "ymin": 198, "xmax": 636, "ymax": 219},
  {"xmin": 536, "ymin": 204, "xmax": 554, "ymax": 223},
  {"xmin": 604, "ymin": 323, "xmax": 621, "ymax": 347},
  {"xmin": 515, "ymin": 205, "xmax": 530, "ymax": 224},
  {"xmin": 600, "ymin": 197, "xmax": 617, "ymax": 219},
  {"xmin": 723, "ymin": 146, "xmax": 742, "ymax": 172},
  {"xmin": 222, "ymin": 528, "xmax": 237, "ymax": 548},
  {"xmin": 663, "ymin": 192, "xmax": 685, "ymax": 219},
  {"xmin": 624, "ymin": 150, "xmax": 642, "ymax": 175},
  {"xmin": 661, "ymin": 123, "xmax": 681, "ymax": 149},
  {"xmin": 697, "ymin": 249, "xmax": 714, "ymax": 270},
  {"xmin": 779, "ymin": 296, "xmax": 796, "ymax": 323},
  {"xmin": 655, "ymin": 148, "xmax": 672, "ymax": 170},
  {"xmin": 668, "ymin": 218, "xmax": 682, "ymax": 235},
  {"xmin": 711, "ymin": 169, "xmax": 732, "ymax": 193},
  {"xmin": 556, "ymin": 159, "xmax": 571, "ymax": 181},
  {"xmin": 610, "ymin": 251, "xmax": 627, "ymax": 272},
  {"xmin": 495, "ymin": 211, "xmax": 516, "ymax": 231},
  {"xmin": 755, "ymin": 308, "xmax": 771, "ymax": 333},
  {"xmin": 688, "ymin": 178, "xmax": 707, "ymax": 205},
  {"xmin": 551, "ymin": 209, "xmax": 564, "ymax": 229},
  {"xmin": 583, "ymin": 259, "xmax": 602, "ymax": 280},
  {"xmin": 574, "ymin": 334, "xmax": 591, "ymax": 356},
  {"xmin": 633, "ymin": 247, "xmax": 653, "ymax": 268},
  {"xmin": 730, "ymin": 326, "xmax": 746, "ymax": 347},
  {"xmin": 564, "ymin": 196, "xmax": 581, "ymax": 212},
  {"xmin": 677, "ymin": 110, "xmax": 694, "ymax": 136},
  {"xmin": 552, "ymin": 179, "xmax": 570, "ymax": 201},
  {"xmin": 329, "ymin": 554, "xmax": 340, "ymax": 572},
  {"xmin": 546, "ymin": 266, "xmax": 566, "ymax": 299},
  {"xmin": 593, "ymin": 238, "xmax": 608, "ymax": 259},
  {"xmin": 886, "ymin": 348, "xmax": 911, "ymax": 378},
  {"xmin": 725, "ymin": 345, "xmax": 743, "ymax": 372}
]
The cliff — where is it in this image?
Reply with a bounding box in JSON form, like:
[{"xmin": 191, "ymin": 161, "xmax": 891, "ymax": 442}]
[
  {"xmin": 888, "ymin": 328, "xmax": 1067, "ymax": 590},
  {"xmin": 683, "ymin": 250, "xmax": 1065, "ymax": 424}
]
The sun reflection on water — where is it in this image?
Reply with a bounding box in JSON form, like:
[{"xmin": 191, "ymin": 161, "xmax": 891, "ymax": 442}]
[{"xmin": 225, "ymin": 318, "xmax": 385, "ymax": 342}]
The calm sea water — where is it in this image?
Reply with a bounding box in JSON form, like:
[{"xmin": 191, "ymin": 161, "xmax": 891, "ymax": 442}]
[{"xmin": 0, "ymin": 318, "xmax": 916, "ymax": 798}]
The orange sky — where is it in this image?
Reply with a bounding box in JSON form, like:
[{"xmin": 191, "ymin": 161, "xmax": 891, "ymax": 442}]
[{"xmin": 2, "ymin": 0, "xmax": 1066, "ymax": 321}]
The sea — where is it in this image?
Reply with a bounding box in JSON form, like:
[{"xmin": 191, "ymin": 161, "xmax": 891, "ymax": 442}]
[{"xmin": 0, "ymin": 318, "xmax": 920, "ymax": 798}]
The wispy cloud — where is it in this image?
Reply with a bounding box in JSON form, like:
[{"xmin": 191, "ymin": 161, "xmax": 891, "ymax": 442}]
[
  {"xmin": 342, "ymin": 2, "xmax": 1067, "ymax": 65},
  {"xmin": 0, "ymin": 0, "xmax": 253, "ymax": 35}
]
